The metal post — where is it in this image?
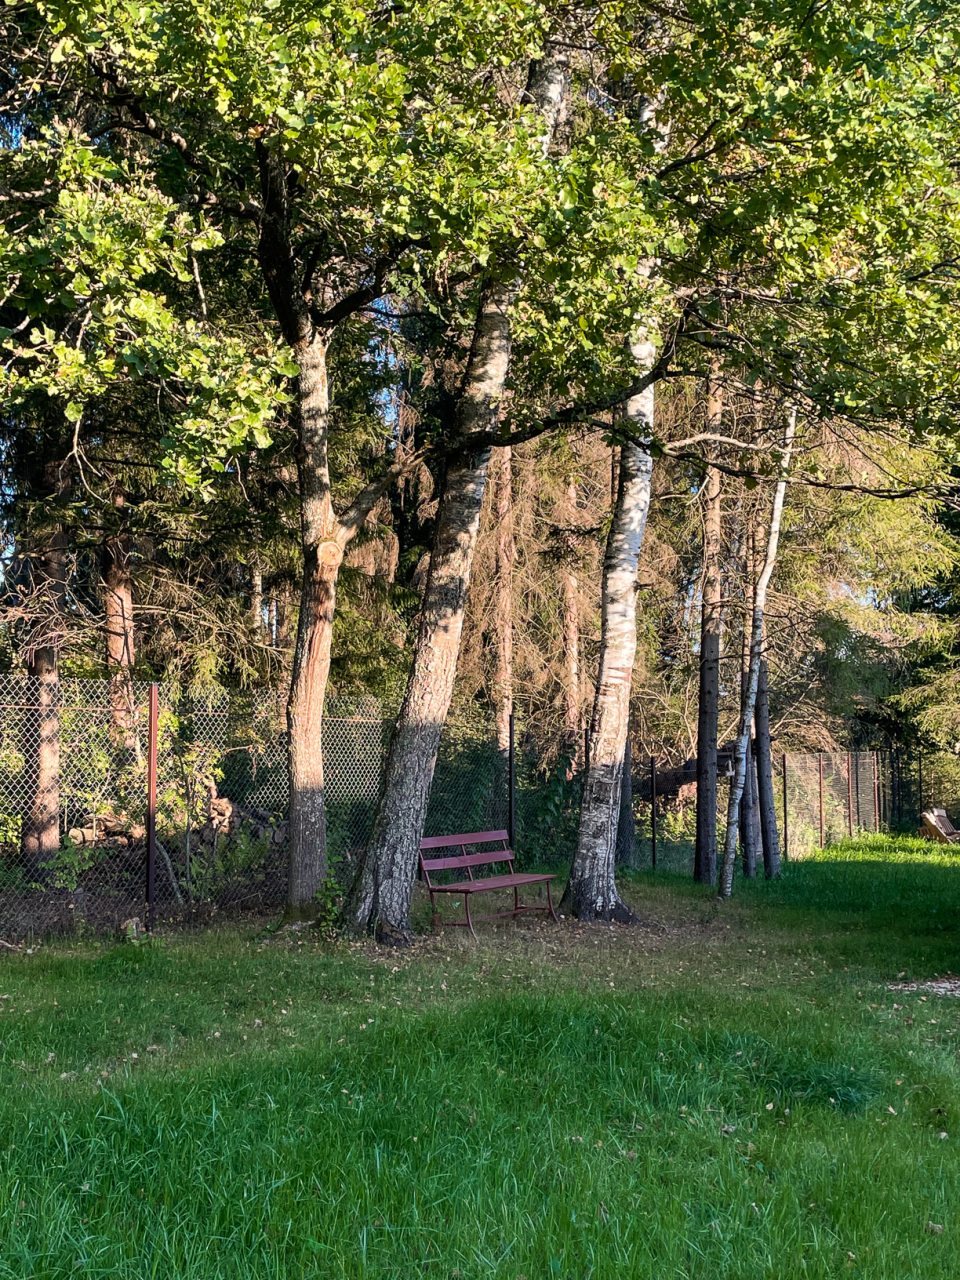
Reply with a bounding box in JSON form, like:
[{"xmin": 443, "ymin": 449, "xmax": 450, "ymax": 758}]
[
  {"xmin": 918, "ymin": 751, "xmax": 923, "ymax": 815},
  {"xmin": 817, "ymin": 752, "xmax": 825, "ymax": 848},
  {"xmin": 781, "ymin": 753, "xmax": 789, "ymax": 860},
  {"xmin": 650, "ymin": 755, "xmax": 657, "ymax": 870},
  {"xmin": 853, "ymin": 752, "xmax": 862, "ymax": 829},
  {"xmin": 507, "ymin": 711, "xmax": 516, "ymax": 848},
  {"xmin": 873, "ymin": 752, "xmax": 880, "ymax": 832},
  {"xmin": 146, "ymin": 682, "xmax": 159, "ymax": 931},
  {"xmin": 846, "ymin": 752, "xmax": 854, "ymax": 838}
]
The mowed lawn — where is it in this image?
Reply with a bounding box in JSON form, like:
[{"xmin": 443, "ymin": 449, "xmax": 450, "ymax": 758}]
[{"xmin": 1, "ymin": 839, "xmax": 960, "ymax": 1278}]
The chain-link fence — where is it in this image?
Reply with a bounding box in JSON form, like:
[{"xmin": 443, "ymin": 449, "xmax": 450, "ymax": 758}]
[
  {"xmin": 0, "ymin": 677, "xmax": 512, "ymax": 939},
  {"xmin": 0, "ymin": 677, "xmax": 153, "ymax": 937},
  {"xmin": 883, "ymin": 747, "xmax": 960, "ymax": 837},
  {"xmin": 2, "ymin": 671, "xmax": 939, "ymax": 939},
  {"xmin": 780, "ymin": 751, "xmax": 879, "ymax": 857}
]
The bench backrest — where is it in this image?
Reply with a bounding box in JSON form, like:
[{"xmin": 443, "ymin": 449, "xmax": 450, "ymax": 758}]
[
  {"xmin": 419, "ymin": 830, "xmax": 512, "ymax": 885},
  {"xmin": 921, "ymin": 811, "xmax": 952, "ymax": 843},
  {"xmin": 933, "ymin": 807, "xmax": 959, "ymax": 836}
]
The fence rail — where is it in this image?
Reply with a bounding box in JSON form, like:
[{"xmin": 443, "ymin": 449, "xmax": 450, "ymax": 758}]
[{"xmin": 1, "ymin": 671, "xmax": 952, "ymax": 938}]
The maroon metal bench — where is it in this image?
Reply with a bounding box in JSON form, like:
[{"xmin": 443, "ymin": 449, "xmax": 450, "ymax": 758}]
[{"xmin": 419, "ymin": 829, "xmax": 558, "ymax": 941}]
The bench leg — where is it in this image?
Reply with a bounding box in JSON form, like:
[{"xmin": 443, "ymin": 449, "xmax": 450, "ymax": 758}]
[
  {"xmin": 464, "ymin": 893, "xmax": 478, "ymax": 942},
  {"xmin": 545, "ymin": 881, "xmax": 559, "ymax": 924},
  {"xmin": 513, "ymin": 884, "xmax": 521, "ymax": 917}
]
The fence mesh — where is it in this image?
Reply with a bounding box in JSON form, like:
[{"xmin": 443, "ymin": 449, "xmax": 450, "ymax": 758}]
[
  {"xmin": 781, "ymin": 751, "xmax": 879, "ymax": 856},
  {"xmin": 4, "ymin": 670, "xmax": 949, "ymax": 939},
  {"xmin": 0, "ymin": 677, "xmax": 512, "ymax": 938}
]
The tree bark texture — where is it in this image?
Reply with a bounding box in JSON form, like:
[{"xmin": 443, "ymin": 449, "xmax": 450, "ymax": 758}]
[
  {"xmin": 755, "ymin": 656, "xmax": 782, "ymax": 878},
  {"xmin": 103, "ymin": 487, "xmax": 138, "ymax": 752},
  {"xmin": 345, "ymin": 281, "xmax": 512, "ymax": 938},
  {"xmin": 694, "ymin": 452, "xmax": 722, "ymax": 884},
  {"xmin": 719, "ymin": 407, "xmax": 796, "ymax": 898},
  {"xmin": 740, "ymin": 743, "xmax": 760, "ymax": 878},
  {"xmin": 492, "ymin": 445, "xmax": 515, "ymax": 755},
  {"xmin": 20, "ymin": 461, "xmax": 68, "ymax": 877},
  {"xmin": 562, "ymin": 340, "xmax": 655, "ymax": 921},
  {"xmin": 346, "ymin": 51, "xmax": 568, "ymax": 940},
  {"xmin": 286, "ymin": 335, "xmax": 344, "ymax": 910}
]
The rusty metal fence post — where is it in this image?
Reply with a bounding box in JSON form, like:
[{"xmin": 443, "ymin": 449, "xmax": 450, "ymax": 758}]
[
  {"xmin": 650, "ymin": 755, "xmax": 657, "ymax": 870},
  {"xmin": 846, "ymin": 753, "xmax": 854, "ymax": 838},
  {"xmin": 817, "ymin": 752, "xmax": 825, "ymax": 848},
  {"xmin": 507, "ymin": 711, "xmax": 516, "ymax": 848},
  {"xmin": 145, "ymin": 682, "xmax": 159, "ymax": 930},
  {"xmin": 873, "ymin": 754, "xmax": 880, "ymax": 832},
  {"xmin": 781, "ymin": 753, "xmax": 789, "ymax": 859}
]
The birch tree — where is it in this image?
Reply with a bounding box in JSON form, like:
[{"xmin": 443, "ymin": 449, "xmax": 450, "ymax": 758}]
[
  {"xmin": 561, "ymin": 364, "xmax": 655, "ymax": 920},
  {"xmin": 694, "ymin": 380, "xmax": 723, "ymax": 885},
  {"xmin": 719, "ymin": 406, "xmax": 796, "ymax": 898}
]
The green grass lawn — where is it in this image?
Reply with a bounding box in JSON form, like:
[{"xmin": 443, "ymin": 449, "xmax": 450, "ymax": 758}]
[{"xmin": 2, "ymin": 836, "xmax": 960, "ymax": 1278}]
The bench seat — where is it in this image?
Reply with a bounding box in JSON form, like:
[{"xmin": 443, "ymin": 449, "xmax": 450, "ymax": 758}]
[
  {"xmin": 419, "ymin": 830, "xmax": 558, "ymax": 939},
  {"xmin": 430, "ymin": 872, "xmax": 555, "ymax": 895}
]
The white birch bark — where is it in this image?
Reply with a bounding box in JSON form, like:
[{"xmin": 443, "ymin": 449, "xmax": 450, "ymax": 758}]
[
  {"xmin": 718, "ymin": 406, "xmax": 796, "ymax": 898},
  {"xmin": 561, "ymin": 331, "xmax": 655, "ymax": 921}
]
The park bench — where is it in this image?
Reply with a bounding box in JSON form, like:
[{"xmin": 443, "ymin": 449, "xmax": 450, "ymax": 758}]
[{"xmin": 419, "ymin": 829, "xmax": 558, "ymax": 940}]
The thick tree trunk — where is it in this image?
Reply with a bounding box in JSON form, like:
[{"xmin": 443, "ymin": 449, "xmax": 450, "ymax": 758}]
[
  {"xmin": 719, "ymin": 408, "xmax": 796, "ymax": 898},
  {"xmin": 694, "ymin": 442, "xmax": 722, "ymax": 882},
  {"xmin": 347, "ymin": 445, "xmax": 495, "ymax": 937},
  {"xmin": 562, "ymin": 442, "xmax": 653, "ymax": 919},
  {"xmin": 492, "ymin": 446, "xmax": 514, "ymax": 755},
  {"xmin": 20, "ymin": 492, "xmax": 68, "ymax": 878},
  {"xmin": 286, "ymin": 335, "xmax": 344, "ymax": 911},
  {"xmin": 346, "ymin": 275, "xmax": 512, "ymax": 937},
  {"xmin": 345, "ymin": 51, "xmax": 567, "ymax": 940},
  {"xmin": 755, "ymin": 656, "xmax": 782, "ymax": 877},
  {"xmin": 103, "ymin": 487, "xmax": 138, "ymax": 751},
  {"xmin": 561, "ymin": 327, "xmax": 655, "ymax": 920},
  {"xmin": 560, "ymin": 481, "xmax": 583, "ymax": 769}
]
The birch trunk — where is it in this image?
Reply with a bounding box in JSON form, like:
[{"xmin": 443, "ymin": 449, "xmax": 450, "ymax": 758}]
[
  {"xmin": 738, "ymin": 539, "xmax": 760, "ymax": 877},
  {"xmin": 345, "ymin": 51, "xmax": 567, "ymax": 940},
  {"xmin": 492, "ymin": 446, "xmax": 515, "ymax": 755},
  {"xmin": 740, "ymin": 743, "xmax": 760, "ymax": 878},
  {"xmin": 103, "ymin": 487, "xmax": 138, "ymax": 753},
  {"xmin": 286, "ymin": 335, "xmax": 344, "ymax": 911},
  {"xmin": 755, "ymin": 656, "xmax": 782, "ymax": 877},
  {"xmin": 719, "ymin": 408, "xmax": 796, "ymax": 898},
  {"xmin": 694, "ymin": 445, "xmax": 722, "ymax": 883},
  {"xmin": 561, "ymin": 332, "xmax": 655, "ymax": 920}
]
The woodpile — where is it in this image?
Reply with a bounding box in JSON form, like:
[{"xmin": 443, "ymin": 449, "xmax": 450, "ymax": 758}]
[{"xmin": 201, "ymin": 792, "xmax": 287, "ymax": 848}]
